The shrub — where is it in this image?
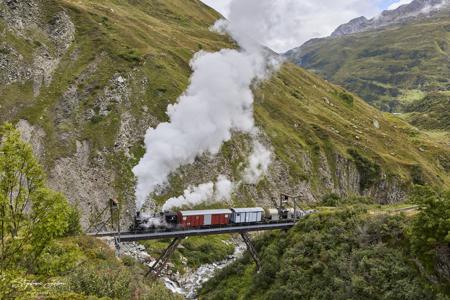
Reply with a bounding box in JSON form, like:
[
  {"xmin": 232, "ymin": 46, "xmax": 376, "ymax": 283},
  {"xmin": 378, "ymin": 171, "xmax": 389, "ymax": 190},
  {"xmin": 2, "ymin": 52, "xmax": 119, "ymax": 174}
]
[
  {"xmin": 68, "ymin": 262, "xmax": 132, "ymax": 299},
  {"xmin": 65, "ymin": 206, "xmax": 82, "ymax": 236},
  {"xmin": 338, "ymin": 91, "xmax": 354, "ymax": 105},
  {"xmin": 409, "ymin": 186, "xmax": 450, "ymax": 267},
  {"xmin": 321, "ymin": 193, "xmax": 341, "ymax": 206}
]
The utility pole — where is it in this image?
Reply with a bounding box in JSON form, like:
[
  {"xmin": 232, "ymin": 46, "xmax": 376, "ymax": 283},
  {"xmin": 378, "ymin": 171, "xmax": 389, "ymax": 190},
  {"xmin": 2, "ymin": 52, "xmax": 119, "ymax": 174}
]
[{"xmin": 109, "ymin": 198, "xmax": 121, "ymax": 255}]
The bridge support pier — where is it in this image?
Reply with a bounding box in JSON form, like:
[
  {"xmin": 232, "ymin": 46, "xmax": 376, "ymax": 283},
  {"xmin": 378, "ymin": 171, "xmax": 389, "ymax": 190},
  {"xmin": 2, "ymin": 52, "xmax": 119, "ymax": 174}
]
[
  {"xmin": 240, "ymin": 232, "xmax": 261, "ymax": 272},
  {"xmin": 145, "ymin": 237, "xmax": 184, "ymax": 277}
]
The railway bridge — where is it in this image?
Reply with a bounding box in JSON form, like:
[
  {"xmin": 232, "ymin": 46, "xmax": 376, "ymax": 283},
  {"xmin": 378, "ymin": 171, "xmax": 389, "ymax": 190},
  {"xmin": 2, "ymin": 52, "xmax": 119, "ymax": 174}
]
[
  {"xmin": 89, "ymin": 194, "xmax": 308, "ymax": 277},
  {"xmin": 90, "ymin": 221, "xmax": 298, "ymax": 277}
]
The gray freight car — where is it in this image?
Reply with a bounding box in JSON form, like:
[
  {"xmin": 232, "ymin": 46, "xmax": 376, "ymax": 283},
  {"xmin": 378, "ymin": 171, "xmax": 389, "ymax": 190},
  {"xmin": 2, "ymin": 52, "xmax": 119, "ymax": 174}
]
[{"xmin": 230, "ymin": 207, "xmax": 264, "ymax": 224}]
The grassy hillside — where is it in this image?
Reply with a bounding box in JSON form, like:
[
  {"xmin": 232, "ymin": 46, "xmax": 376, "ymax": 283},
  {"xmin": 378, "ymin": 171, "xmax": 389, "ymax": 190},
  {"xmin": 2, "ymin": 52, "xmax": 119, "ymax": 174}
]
[
  {"xmin": 200, "ymin": 193, "xmax": 450, "ymax": 299},
  {"xmin": 286, "ymin": 12, "xmax": 450, "ymax": 112},
  {"xmin": 0, "ymin": 0, "xmax": 449, "ymax": 230}
]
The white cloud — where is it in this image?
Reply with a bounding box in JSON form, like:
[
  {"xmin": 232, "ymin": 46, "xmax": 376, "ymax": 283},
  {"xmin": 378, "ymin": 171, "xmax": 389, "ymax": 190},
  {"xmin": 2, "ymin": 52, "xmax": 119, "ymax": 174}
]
[
  {"xmin": 201, "ymin": 0, "xmax": 386, "ymax": 52},
  {"xmin": 388, "ymin": 0, "xmax": 413, "ymax": 10}
]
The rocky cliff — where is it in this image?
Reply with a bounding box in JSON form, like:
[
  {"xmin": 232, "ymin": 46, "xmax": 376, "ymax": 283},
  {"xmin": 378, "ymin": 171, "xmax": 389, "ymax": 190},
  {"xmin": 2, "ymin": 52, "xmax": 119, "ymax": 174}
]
[{"xmin": 1, "ymin": 0, "xmax": 449, "ymax": 229}]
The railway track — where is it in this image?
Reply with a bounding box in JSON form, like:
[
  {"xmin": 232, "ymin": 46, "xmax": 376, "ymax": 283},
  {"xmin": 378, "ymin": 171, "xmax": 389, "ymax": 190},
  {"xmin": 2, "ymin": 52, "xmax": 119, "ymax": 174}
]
[{"xmin": 89, "ymin": 221, "xmax": 296, "ymax": 241}]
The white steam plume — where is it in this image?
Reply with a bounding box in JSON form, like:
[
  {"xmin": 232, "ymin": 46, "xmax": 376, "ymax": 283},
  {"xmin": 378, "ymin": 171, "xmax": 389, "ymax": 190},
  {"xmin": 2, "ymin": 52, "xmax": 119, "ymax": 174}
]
[
  {"xmin": 243, "ymin": 141, "xmax": 272, "ymax": 184},
  {"xmin": 133, "ymin": 0, "xmax": 282, "ymax": 210},
  {"xmin": 162, "ymin": 176, "xmax": 233, "ymax": 211}
]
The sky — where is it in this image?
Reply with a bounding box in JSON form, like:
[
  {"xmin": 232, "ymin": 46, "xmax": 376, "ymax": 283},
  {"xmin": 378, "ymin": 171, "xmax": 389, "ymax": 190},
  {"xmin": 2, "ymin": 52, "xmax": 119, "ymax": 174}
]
[{"xmin": 200, "ymin": 0, "xmax": 414, "ymax": 52}]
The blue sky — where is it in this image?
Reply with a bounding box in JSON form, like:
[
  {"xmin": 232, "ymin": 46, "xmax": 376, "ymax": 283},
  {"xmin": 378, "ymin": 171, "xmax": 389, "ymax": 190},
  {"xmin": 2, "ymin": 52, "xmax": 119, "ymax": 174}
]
[
  {"xmin": 380, "ymin": 0, "xmax": 412, "ymax": 9},
  {"xmin": 381, "ymin": 0, "xmax": 398, "ymax": 9}
]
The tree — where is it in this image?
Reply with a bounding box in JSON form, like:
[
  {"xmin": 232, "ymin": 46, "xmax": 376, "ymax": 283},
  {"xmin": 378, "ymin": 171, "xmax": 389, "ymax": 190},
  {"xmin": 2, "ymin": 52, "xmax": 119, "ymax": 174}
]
[
  {"xmin": 0, "ymin": 123, "xmax": 73, "ymax": 270},
  {"xmin": 409, "ymin": 186, "xmax": 450, "ymax": 266}
]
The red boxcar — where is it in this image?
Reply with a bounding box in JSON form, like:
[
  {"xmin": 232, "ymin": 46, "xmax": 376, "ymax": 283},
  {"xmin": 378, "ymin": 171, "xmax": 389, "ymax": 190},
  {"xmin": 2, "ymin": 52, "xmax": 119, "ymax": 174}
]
[{"xmin": 177, "ymin": 209, "xmax": 232, "ymax": 228}]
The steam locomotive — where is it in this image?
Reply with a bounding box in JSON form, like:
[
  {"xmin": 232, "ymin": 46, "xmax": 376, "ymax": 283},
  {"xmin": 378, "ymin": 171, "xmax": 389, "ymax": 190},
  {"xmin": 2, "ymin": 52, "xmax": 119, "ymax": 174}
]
[{"xmin": 131, "ymin": 206, "xmax": 314, "ymax": 232}]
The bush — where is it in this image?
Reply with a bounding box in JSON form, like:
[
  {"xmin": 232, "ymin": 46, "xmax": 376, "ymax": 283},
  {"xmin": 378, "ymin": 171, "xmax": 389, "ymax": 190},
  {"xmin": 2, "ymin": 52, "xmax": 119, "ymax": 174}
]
[
  {"xmin": 65, "ymin": 206, "xmax": 82, "ymax": 236},
  {"xmin": 321, "ymin": 193, "xmax": 341, "ymax": 206},
  {"xmin": 34, "ymin": 241, "xmax": 81, "ymax": 276},
  {"xmin": 338, "ymin": 91, "xmax": 354, "ymax": 105},
  {"xmin": 68, "ymin": 262, "xmax": 132, "ymax": 299},
  {"xmin": 409, "ymin": 186, "xmax": 450, "ymax": 267}
]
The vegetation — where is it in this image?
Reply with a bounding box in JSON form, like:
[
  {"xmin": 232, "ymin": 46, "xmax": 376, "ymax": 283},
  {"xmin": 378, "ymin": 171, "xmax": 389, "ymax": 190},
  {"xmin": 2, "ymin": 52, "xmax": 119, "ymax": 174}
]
[
  {"xmin": 409, "ymin": 186, "xmax": 450, "ymax": 270},
  {"xmin": 0, "ymin": 123, "xmax": 74, "ymax": 271},
  {"xmin": 200, "ymin": 190, "xmax": 450, "ymax": 299}
]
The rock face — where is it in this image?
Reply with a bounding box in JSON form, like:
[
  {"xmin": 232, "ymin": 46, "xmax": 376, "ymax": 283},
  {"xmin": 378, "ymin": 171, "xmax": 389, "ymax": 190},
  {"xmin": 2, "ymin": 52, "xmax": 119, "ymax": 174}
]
[{"xmin": 331, "ymin": 0, "xmax": 449, "ymax": 37}]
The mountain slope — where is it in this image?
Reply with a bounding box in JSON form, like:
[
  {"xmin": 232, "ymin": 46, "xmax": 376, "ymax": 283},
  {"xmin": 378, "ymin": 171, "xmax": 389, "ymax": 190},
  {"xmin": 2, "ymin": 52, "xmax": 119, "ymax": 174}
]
[
  {"xmin": 0, "ymin": 0, "xmax": 449, "ymax": 229},
  {"xmin": 286, "ymin": 4, "xmax": 450, "ymax": 112}
]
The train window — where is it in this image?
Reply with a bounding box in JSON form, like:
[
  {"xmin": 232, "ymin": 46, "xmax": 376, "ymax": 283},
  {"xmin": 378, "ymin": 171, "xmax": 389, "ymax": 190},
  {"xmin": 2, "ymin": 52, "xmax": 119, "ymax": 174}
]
[
  {"xmin": 236, "ymin": 213, "xmax": 240, "ymax": 216},
  {"xmin": 225, "ymin": 215, "xmax": 228, "ymax": 218},
  {"xmin": 183, "ymin": 217, "xmax": 187, "ymax": 221}
]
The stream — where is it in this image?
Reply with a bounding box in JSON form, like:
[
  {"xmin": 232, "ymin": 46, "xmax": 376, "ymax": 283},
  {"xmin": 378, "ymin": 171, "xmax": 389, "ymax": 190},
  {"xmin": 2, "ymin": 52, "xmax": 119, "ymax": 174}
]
[
  {"xmin": 108, "ymin": 238, "xmax": 246, "ymax": 299},
  {"xmin": 163, "ymin": 240, "xmax": 246, "ymax": 299}
]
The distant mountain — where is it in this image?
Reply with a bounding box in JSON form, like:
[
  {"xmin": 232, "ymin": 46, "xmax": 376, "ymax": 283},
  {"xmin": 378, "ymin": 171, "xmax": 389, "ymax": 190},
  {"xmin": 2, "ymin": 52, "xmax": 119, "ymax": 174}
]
[
  {"xmin": 332, "ymin": 0, "xmax": 450, "ymax": 37},
  {"xmin": 285, "ymin": 1, "xmax": 450, "ymax": 112}
]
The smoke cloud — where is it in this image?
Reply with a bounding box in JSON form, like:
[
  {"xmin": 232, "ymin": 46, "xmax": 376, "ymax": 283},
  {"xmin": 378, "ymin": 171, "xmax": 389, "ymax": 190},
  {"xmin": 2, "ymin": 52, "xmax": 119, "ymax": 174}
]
[
  {"xmin": 133, "ymin": 0, "xmax": 281, "ymax": 210},
  {"xmin": 162, "ymin": 176, "xmax": 234, "ymax": 211},
  {"xmin": 243, "ymin": 141, "xmax": 272, "ymax": 184}
]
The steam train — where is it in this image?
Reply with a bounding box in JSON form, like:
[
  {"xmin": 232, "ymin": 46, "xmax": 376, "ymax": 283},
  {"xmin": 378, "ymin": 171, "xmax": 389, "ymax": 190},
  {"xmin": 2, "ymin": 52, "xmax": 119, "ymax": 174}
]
[{"xmin": 131, "ymin": 206, "xmax": 314, "ymax": 232}]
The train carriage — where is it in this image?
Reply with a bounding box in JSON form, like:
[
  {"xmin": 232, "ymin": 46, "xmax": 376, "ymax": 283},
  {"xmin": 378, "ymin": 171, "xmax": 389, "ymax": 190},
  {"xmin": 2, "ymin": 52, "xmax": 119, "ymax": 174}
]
[
  {"xmin": 177, "ymin": 209, "xmax": 232, "ymax": 228},
  {"xmin": 230, "ymin": 207, "xmax": 264, "ymax": 224}
]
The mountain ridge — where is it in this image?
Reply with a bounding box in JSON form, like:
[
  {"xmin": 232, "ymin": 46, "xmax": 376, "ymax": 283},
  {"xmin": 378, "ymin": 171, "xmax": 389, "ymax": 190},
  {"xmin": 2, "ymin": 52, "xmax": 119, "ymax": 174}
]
[{"xmin": 331, "ymin": 0, "xmax": 449, "ymax": 37}]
